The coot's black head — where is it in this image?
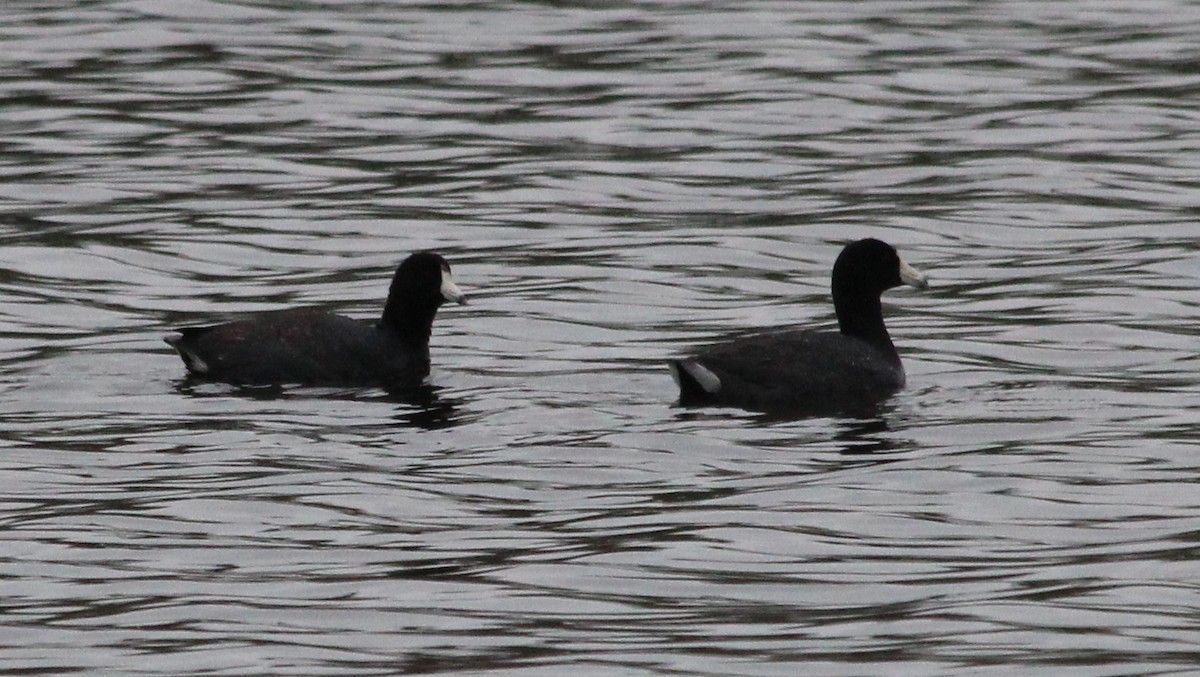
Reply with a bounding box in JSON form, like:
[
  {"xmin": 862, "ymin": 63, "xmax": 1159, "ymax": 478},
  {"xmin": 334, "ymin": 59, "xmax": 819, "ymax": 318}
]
[
  {"xmin": 830, "ymin": 238, "xmax": 926, "ymax": 343},
  {"xmin": 831, "ymin": 238, "xmax": 926, "ymax": 299},
  {"xmin": 382, "ymin": 251, "xmax": 466, "ymax": 341}
]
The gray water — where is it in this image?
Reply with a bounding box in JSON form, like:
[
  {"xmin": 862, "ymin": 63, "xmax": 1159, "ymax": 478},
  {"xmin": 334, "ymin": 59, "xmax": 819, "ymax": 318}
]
[{"xmin": 2, "ymin": 2, "xmax": 1199, "ymax": 675}]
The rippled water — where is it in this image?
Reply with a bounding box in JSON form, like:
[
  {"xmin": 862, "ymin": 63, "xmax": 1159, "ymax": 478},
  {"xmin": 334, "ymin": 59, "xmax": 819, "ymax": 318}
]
[{"xmin": 2, "ymin": 2, "xmax": 1199, "ymax": 675}]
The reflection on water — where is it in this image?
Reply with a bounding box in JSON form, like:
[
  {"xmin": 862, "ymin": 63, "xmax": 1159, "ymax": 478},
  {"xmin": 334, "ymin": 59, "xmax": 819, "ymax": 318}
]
[
  {"xmin": 2, "ymin": 1, "xmax": 1200, "ymax": 676},
  {"xmin": 171, "ymin": 379, "xmax": 470, "ymax": 430}
]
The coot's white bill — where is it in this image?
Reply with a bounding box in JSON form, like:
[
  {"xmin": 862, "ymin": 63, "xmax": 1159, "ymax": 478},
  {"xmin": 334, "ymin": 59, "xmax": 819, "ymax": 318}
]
[
  {"xmin": 441, "ymin": 270, "xmax": 467, "ymax": 304},
  {"xmin": 899, "ymin": 259, "xmax": 928, "ymax": 289}
]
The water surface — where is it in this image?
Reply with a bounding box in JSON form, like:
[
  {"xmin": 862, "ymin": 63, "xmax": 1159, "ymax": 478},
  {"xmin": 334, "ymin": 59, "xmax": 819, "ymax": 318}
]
[{"xmin": 2, "ymin": 2, "xmax": 1199, "ymax": 675}]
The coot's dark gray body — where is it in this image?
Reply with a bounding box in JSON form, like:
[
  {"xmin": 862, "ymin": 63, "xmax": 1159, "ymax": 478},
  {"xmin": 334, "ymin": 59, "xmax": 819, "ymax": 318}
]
[
  {"xmin": 168, "ymin": 311, "xmax": 432, "ymax": 386},
  {"xmin": 673, "ymin": 329, "xmax": 906, "ymax": 412},
  {"xmin": 165, "ymin": 252, "xmax": 465, "ymax": 388},
  {"xmin": 670, "ymin": 239, "xmax": 927, "ymax": 413}
]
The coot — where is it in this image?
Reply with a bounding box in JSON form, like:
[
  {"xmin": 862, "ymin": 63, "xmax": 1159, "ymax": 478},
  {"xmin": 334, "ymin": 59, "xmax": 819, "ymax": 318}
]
[
  {"xmin": 669, "ymin": 238, "xmax": 927, "ymax": 413},
  {"xmin": 165, "ymin": 251, "xmax": 465, "ymax": 387}
]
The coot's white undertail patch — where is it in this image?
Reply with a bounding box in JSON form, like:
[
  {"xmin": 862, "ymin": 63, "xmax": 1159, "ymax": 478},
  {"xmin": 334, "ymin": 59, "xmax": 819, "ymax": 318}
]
[
  {"xmin": 164, "ymin": 251, "xmax": 466, "ymax": 389},
  {"xmin": 669, "ymin": 359, "xmax": 722, "ymax": 395},
  {"xmin": 670, "ymin": 238, "xmax": 928, "ymax": 414}
]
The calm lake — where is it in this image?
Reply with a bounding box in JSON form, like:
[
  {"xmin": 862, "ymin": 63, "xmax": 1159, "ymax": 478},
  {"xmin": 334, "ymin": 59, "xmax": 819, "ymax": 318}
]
[{"xmin": 1, "ymin": 1, "xmax": 1198, "ymax": 675}]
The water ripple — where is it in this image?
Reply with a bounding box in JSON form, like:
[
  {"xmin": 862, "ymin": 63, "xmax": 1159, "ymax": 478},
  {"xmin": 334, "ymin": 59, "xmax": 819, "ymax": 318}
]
[{"xmin": 1, "ymin": 2, "xmax": 1199, "ymax": 676}]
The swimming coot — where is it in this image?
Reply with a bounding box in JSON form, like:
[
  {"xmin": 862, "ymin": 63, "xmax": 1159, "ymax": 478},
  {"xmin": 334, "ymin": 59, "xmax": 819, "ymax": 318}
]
[
  {"xmin": 165, "ymin": 251, "xmax": 466, "ymax": 387},
  {"xmin": 669, "ymin": 238, "xmax": 927, "ymax": 413}
]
